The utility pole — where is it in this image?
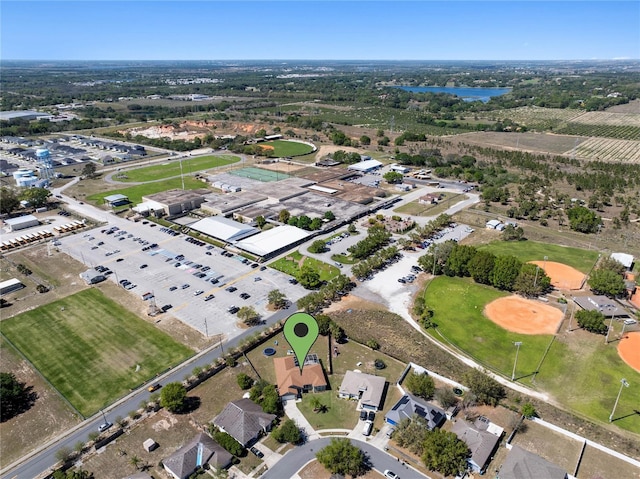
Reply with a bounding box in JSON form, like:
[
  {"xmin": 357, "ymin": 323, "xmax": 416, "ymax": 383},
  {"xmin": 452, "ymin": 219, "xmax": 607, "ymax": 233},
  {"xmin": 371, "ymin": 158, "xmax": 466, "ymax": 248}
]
[
  {"xmin": 512, "ymin": 342, "xmax": 522, "ymax": 381},
  {"xmin": 609, "ymin": 378, "xmax": 629, "ymax": 422},
  {"xmin": 605, "ymin": 314, "xmax": 614, "ymax": 344}
]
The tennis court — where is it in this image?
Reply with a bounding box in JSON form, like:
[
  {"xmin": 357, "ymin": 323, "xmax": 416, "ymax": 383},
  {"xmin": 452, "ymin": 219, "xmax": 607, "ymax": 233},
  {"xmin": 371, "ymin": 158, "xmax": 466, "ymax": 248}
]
[{"xmin": 230, "ymin": 167, "xmax": 290, "ymax": 182}]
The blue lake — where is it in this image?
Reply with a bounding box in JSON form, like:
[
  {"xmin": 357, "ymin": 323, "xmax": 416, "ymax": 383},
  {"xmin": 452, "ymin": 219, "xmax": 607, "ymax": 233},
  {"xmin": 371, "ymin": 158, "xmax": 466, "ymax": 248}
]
[{"xmin": 396, "ymin": 86, "xmax": 511, "ymax": 103}]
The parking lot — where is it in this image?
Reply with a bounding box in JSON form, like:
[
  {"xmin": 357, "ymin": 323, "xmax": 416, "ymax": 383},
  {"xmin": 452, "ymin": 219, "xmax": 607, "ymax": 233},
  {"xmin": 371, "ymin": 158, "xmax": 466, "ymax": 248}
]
[{"xmin": 58, "ymin": 220, "xmax": 307, "ymax": 338}]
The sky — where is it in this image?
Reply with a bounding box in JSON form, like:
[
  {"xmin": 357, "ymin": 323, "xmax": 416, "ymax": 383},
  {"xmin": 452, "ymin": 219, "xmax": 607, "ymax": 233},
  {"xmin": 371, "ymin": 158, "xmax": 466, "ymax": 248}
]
[{"xmin": 2, "ymin": 1, "xmax": 639, "ymax": 61}]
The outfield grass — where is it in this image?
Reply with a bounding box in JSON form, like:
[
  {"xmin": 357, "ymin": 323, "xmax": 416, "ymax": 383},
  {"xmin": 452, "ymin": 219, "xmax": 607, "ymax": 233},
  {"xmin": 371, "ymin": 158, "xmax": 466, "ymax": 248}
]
[
  {"xmin": 423, "ymin": 276, "xmax": 554, "ymax": 377},
  {"xmin": 116, "ymin": 155, "xmax": 240, "ymax": 182},
  {"xmin": 478, "ymin": 240, "xmax": 599, "ymax": 273},
  {"xmin": 270, "ymin": 251, "xmax": 340, "ymax": 282},
  {"xmin": 86, "ymin": 176, "xmax": 207, "ymax": 206},
  {"xmin": 261, "ymin": 140, "xmax": 314, "ymax": 157},
  {"xmin": 0, "ymin": 289, "xmax": 193, "ymax": 417}
]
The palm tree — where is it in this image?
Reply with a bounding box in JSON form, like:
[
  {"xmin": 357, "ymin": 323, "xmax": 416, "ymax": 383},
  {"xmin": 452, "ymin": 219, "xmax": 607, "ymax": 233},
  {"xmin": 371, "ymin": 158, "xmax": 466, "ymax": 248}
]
[{"xmin": 129, "ymin": 455, "xmax": 141, "ymax": 470}]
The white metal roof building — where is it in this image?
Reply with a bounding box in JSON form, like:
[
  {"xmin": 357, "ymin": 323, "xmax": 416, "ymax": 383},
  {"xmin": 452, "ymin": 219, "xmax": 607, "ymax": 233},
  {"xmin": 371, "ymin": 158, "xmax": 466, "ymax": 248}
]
[
  {"xmin": 190, "ymin": 216, "xmax": 259, "ymax": 243},
  {"xmin": 611, "ymin": 253, "xmax": 634, "ymax": 270},
  {"xmin": 0, "ymin": 278, "xmax": 25, "ymax": 296},
  {"xmin": 234, "ymin": 225, "xmax": 311, "ymax": 258},
  {"xmin": 4, "ymin": 215, "xmax": 39, "ymax": 231},
  {"xmin": 347, "ymin": 159, "xmax": 383, "ymax": 173}
]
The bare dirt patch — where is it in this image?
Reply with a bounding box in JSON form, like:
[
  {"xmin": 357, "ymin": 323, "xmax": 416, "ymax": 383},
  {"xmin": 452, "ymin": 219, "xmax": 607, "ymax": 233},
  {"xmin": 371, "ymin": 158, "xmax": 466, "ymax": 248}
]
[
  {"xmin": 529, "ymin": 260, "xmax": 585, "ymax": 290},
  {"xmin": 484, "ymin": 296, "xmax": 564, "ymax": 334},
  {"xmin": 323, "ymin": 293, "xmax": 389, "ymax": 314},
  {"xmin": 617, "ymin": 332, "xmax": 640, "ymax": 373}
]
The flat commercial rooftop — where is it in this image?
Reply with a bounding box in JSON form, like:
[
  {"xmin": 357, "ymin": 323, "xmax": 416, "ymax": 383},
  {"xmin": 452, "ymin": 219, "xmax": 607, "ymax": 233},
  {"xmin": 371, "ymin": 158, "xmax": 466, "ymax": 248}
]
[
  {"xmin": 190, "ymin": 216, "xmax": 259, "ymax": 242},
  {"xmin": 573, "ymin": 295, "xmax": 627, "ymax": 317},
  {"xmin": 235, "ymin": 225, "xmax": 310, "ymax": 257}
]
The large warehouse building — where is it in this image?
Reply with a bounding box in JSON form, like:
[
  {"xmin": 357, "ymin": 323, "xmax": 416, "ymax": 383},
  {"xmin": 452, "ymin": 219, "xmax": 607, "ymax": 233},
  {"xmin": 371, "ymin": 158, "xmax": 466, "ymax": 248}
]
[
  {"xmin": 235, "ymin": 225, "xmax": 311, "ymax": 259},
  {"xmin": 3, "ymin": 214, "xmax": 39, "ymax": 232},
  {"xmin": 189, "ymin": 216, "xmax": 259, "ymax": 243}
]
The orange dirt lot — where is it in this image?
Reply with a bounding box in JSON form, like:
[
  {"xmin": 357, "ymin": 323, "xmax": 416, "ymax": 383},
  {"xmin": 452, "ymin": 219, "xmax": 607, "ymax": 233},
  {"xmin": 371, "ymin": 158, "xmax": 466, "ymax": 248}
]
[
  {"xmin": 485, "ymin": 296, "xmax": 564, "ymax": 334},
  {"xmin": 529, "ymin": 261, "xmax": 585, "ymax": 290},
  {"xmin": 618, "ymin": 332, "xmax": 640, "ymax": 373}
]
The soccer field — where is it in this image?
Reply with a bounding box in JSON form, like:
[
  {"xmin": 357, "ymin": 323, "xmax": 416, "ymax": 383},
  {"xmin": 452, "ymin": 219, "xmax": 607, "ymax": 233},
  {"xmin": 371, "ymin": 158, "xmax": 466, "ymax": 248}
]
[{"xmin": 0, "ymin": 289, "xmax": 193, "ymax": 417}]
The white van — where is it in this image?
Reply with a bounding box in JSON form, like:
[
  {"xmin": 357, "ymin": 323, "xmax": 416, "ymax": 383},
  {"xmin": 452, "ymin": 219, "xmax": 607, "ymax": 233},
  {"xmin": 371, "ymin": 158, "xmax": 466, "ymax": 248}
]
[{"xmin": 362, "ymin": 421, "xmax": 373, "ymax": 436}]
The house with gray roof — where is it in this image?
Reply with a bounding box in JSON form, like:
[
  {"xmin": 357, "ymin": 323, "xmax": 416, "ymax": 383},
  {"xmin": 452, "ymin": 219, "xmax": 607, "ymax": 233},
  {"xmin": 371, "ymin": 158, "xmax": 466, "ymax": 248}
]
[
  {"xmin": 384, "ymin": 393, "xmax": 446, "ymax": 430},
  {"xmin": 499, "ymin": 445, "xmax": 567, "ymax": 479},
  {"xmin": 162, "ymin": 432, "xmax": 232, "ymax": 479},
  {"xmin": 213, "ymin": 398, "xmax": 276, "ymax": 446},
  {"xmin": 338, "ymin": 371, "xmax": 387, "ymax": 412},
  {"xmin": 451, "ymin": 417, "xmax": 503, "ymax": 473}
]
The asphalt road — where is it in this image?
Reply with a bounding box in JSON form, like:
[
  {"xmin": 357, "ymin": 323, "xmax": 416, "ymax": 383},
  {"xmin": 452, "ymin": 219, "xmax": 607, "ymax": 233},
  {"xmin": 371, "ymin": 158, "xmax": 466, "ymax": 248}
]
[
  {"xmin": 1, "ymin": 302, "xmax": 297, "ymax": 479},
  {"xmin": 262, "ymin": 437, "xmax": 429, "ymax": 479}
]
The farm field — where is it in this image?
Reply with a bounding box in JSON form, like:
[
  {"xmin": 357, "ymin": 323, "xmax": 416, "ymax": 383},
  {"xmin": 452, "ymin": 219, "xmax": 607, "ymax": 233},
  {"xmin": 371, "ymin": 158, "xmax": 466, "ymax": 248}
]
[
  {"xmin": 260, "ymin": 139, "xmax": 315, "ymax": 157},
  {"xmin": 569, "ymin": 111, "xmax": 640, "ymax": 127},
  {"xmin": 0, "ymin": 289, "xmax": 193, "ymax": 417},
  {"xmin": 457, "ymin": 131, "xmax": 587, "ymax": 154},
  {"xmin": 483, "ymin": 106, "xmax": 583, "ymax": 129},
  {"xmin": 86, "ymin": 176, "xmax": 208, "ymax": 205},
  {"xmin": 114, "ymin": 154, "xmax": 240, "ymax": 182},
  {"xmin": 477, "ymin": 240, "xmax": 600, "ymax": 273},
  {"xmin": 568, "ymin": 137, "xmax": 640, "ymax": 163}
]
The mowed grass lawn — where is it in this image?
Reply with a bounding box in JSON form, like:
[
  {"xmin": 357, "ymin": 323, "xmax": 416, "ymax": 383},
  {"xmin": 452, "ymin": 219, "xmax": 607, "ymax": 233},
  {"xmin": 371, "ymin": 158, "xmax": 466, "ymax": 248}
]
[
  {"xmin": 478, "ymin": 240, "xmax": 599, "ymax": 273},
  {"xmin": 261, "ymin": 140, "xmax": 314, "ymax": 157},
  {"xmin": 87, "ymin": 176, "xmax": 207, "ymax": 206},
  {"xmin": 423, "ymin": 276, "xmax": 554, "ymax": 377},
  {"xmin": 0, "ymin": 289, "xmax": 193, "ymax": 417},
  {"xmin": 118, "ymin": 154, "xmax": 240, "ymax": 182},
  {"xmin": 270, "ymin": 250, "xmax": 340, "ymax": 282}
]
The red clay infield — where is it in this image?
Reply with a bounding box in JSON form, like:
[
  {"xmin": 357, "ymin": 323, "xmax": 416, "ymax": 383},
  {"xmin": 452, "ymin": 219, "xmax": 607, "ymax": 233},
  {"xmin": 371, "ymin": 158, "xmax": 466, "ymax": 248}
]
[
  {"xmin": 529, "ymin": 261, "xmax": 585, "ymax": 290},
  {"xmin": 484, "ymin": 296, "xmax": 564, "ymax": 335},
  {"xmin": 618, "ymin": 332, "xmax": 640, "ymax": 373}
]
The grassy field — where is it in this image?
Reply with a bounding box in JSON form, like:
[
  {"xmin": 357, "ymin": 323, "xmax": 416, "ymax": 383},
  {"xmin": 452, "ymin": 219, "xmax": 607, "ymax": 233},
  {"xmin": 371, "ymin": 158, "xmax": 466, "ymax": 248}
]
[
  {"xmin": 394, "ymin": 193, "xmax": 468, "ymax": 216},
  {"xmin": 115, "ymin": 154, "xmax": 239, "ymax": 182},
  {"xmin": 0, "ymin": 289, "xmax": 193, "ymax": 417},
  {"xmin": 86, "ymin": 176, "xmax": 207, "ymax": 205},
  {"xmin": 270, "ymin": 250, "xmax": 340, "ymax": 282},
  {"xmin": 478, "ymin": 240, "xmax": 600, "ymax": 273},
  {"xmin": 261, "ymin": 140, "xmax": 315, "ymax": 157},
  {"xmin": 423, "ymin": 276, "xmax": 555, "ymax": 376}
]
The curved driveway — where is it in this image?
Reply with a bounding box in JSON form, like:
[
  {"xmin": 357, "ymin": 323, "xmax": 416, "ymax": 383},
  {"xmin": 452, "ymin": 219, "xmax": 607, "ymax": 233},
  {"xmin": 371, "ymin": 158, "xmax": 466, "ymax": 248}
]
[{"xmin": 262, "ymin": 437, "xmax": 428, "ymax": 479}]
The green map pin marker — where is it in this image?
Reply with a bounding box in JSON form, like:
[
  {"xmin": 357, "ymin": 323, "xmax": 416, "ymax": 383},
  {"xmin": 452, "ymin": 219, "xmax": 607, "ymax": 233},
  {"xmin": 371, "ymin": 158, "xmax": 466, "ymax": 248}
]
[{"xmin": 283, "ymin": 312, "xmax": 319, "ymax": 372}]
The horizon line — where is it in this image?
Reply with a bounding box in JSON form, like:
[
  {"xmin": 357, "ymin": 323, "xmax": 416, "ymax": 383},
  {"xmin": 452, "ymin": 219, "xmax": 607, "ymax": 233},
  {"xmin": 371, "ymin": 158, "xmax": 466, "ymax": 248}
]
[{"xmin": 2, "ymin": 58, "xmax": 639, "ymax": 62}]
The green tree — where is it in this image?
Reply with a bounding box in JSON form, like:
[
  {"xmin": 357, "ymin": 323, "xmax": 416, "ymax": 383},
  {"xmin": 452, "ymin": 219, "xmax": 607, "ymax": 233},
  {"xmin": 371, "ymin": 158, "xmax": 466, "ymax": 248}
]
[
  {"xmin": 236, "ymin": 373, "xmax": 254, "ymax": 390},
  {"xmin": 513, "ymin": 263, "xmax": 551, "ymax": 297},
  {"xmin": 267, "ymin": 289, "xmax": 288, "ymax": 309},
  {"xmin": 445, "ymin": 244, "xmax": 477, "ymax": 277},
  {"xmin": 421, "ymin": 429, "xmax": 470, "ymax": 477},
  {"xmin": 324, "ymin": 210, "xmax": 335, "ymax": 221},
  {"xmin": 467, "ymin": 250, "xmax": 496, "ymax": 285},
  {"xmin": 237, "ymin": 306, "xmax": 261, "ymax": 326},
  {"xmin": 598, "ymin": 257, "xmax": 626, "ymax": 275},
  {"xmin": 575, "ymin": 310, "xmax": 608, "ymax": 334},
  {"xmin": 316, "ymin": 314, "xmax": 332, "ymax": 336},
  {"xmin": 347, "ymin": 223, "xmax": 357, "ymax": 234},
  {"xmin": 81, "ymin": 162, "xmax": 97, "ymax": 178},
  {"xmin": 316, "ymin": 438, "xmax": 367, "ymax": 477},
  {"xmin": 210, "ymin": 428, "xmax": 244, "ymax": 456},
  {"xmin": 160, "ymin": 382, "xmax": 187, "ymax": 413},
  {"xmin": 308, "ymin": 239, "xmax": 327, "ymax": 254},
  {"xmin": 297, "ymin": 264, "xmax": 321, "ymax": 289},
  {"xmin": 521, "ymin": 402, "xmax": 537, "ymax": 418},
  {"xmin": 278, "ymin": 209, "xmax": 290, "ymax": 223},
  {"xmin": 435, "ymin": 388, "xmax": 458, "ymax": 409},
  {"xmin": 502, "ymin": 224, "xmax": 525, "ymax": 241},
  {"xmin": 255, "ymin": 215, "xmax": 267, "ymax": 228},
  {"xmin": 567, "ymin": 206, "xmax": 601, "ymax": 233},
  {"xmin": 360, "ymin": 135, "xmax": 371, "ymax": 145},
  {"xmin": 0, "ymin": 372, "xmax": 31, "ymax": 421},
  {"xmin": 329, "ymin": 321, "xmax": 345, "ymax": 343},
  {"xmin": 272, "ymin": 418, "xmax": 302, "ymax": 444},
  {"xmin": 490, "ymin": 255, "xmax": 522, "ymax": 291},
  {"xmin": 255, "ymin": 128, "xmax": 267, "ymax": 138},
  {"xmin": 383, "ymin": 171, "xmax": 404, "ymax": 184},
  {"xmin": 405, "ymin": 371, "xmax": 435, "ymax": 400},
  {"xmin": 52, "ymin": 470, "xmax": 94, "ymax": 479},
  {"xmin": 588, "ymin": 268, "xmax": 626, "ymax": 297},
  {"xmin": 463, "ymin": 369, "xmax": 505, "ymax": 406},
  {"xmin": 0, "ymin": 187, "xmax": 19, "ymax": 214},
  {"xmin": 393, "ymin": 416, "xmax": 430, "ymax": 455},
  {"xmin": 19, "ymin": 187, "xmax": 50, "ymax": 208}
]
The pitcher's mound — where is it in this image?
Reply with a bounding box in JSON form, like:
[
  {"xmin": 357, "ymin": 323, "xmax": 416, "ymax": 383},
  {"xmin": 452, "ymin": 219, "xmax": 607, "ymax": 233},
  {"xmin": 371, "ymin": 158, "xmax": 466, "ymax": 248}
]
[
  {"xmin": 529, "ymin": 261, "xmax": 585, "ymax": 290},
  {"xmin": 618, "ymin": 332, "xmax": 640, "ymax": 373},
  {"xmin": 485, "ymin": 296, "xmax": 564, "ymax": 334}
]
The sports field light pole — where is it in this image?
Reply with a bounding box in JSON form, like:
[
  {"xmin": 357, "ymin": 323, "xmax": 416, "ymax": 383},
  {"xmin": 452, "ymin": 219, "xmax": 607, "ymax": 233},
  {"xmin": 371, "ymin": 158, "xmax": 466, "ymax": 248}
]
[
  {"xmin": 609, "ymin": 378, "xmax": 629, "ymax": 422},
  {"xmin": 605, "ymin": 313, "xmax": 615, "ymax": 344},
  {"xmin": 512, "ymin": 341, "xmax": 522, "ymax": 381}
]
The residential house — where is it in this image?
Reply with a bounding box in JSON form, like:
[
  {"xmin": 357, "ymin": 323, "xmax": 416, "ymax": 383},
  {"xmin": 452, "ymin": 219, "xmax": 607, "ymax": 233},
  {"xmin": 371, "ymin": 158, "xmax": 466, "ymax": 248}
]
[
  {"xmin": 162, "ymin": 433, "xmax": 232, "ymax": 479},
  {"xmin": 418, "ymin": 193, "xmax": 442, "ymax": 205},
  {"xmin": 451, "ymin": 417, "xmax": 503, "ymax": 474},
  {"xmin": 213, "ymin": 398, "xmax": 276, "ymax": 446},
  {"xmin": 274, "ymin": 354, "xmax": 328, "ymax": 401},
  {"xmin": 499, "ymin": 445, "xmax": 567, "ymax": 479},
  {"xmin": 338, "ymin": 371, "xmax": 387, "ymax": 412},
  {"xmin": 384, "ymin": 393, "xmax": 446, "ymax": 430}
]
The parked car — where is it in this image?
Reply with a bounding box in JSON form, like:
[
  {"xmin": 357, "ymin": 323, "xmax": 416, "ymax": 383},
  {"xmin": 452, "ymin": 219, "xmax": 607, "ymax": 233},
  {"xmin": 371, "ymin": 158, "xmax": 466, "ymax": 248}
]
[
  {"xmin": 250, "ymin": 446, "xmax": 264, "ymax": 459},
  {"xmin": 181, "ymin": 284, "xmax": 190, "ymax": 289},
  {"xmin": 383, "ymin": 471, "xmax": 399, "ymax": 479},
  {"xmin": 193, "ymin": 290, "xmax": 204, "ymax": 296},
  {"xmin": 147, "ymin": 383, "xmax": 161, "ymax": 392},
  {"xmin": 204, "ymin": 294, "xmax": 215, "ymax": 301},
  {"xmin": 169, "ymin": 286, "xmax": 178, "ymax": 291},
  {"xmin": 98, "ymin": 422, "xmax": 112, "ymax": 432}
]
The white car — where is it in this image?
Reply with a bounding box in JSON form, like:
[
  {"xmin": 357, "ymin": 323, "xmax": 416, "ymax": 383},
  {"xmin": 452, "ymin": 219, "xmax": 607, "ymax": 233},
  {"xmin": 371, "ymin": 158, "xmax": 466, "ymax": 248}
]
[
  {"xmin": 193, "ymin": 290, "xmax": 204, "ymax": 296},
  {"xmin": 383, "ymin": 471, "xmax": 399, "ymax": 479}
]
